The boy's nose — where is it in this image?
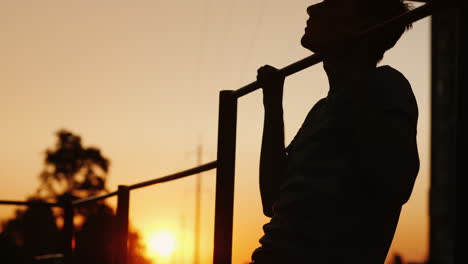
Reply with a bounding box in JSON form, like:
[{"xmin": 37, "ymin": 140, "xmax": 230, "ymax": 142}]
[
  {"xmin": 307, "ymin": 5, "xmax": 313, "ymax": 16},
  {"xmin": 307, "ymin": 4, "xmax": 319, "ymax": 16}
]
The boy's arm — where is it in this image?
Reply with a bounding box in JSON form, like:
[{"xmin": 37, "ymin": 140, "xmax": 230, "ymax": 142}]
[{"xmin": 257, "ymin": 65, "xmax": 287, "ymax": 217}]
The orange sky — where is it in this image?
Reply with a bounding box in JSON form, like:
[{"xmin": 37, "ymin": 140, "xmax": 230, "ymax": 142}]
[{"xmin": 0, "ymin": 1, "xmax": 430, "ymax": 263}]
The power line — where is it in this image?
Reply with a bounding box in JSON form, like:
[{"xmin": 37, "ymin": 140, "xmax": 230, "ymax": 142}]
[{"xmin": 237, "ymin": 0, "xmax": 269, "ymax": 85}]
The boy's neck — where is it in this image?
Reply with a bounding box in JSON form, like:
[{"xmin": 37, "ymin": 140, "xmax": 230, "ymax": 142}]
[{"xmin": 323, "ymin": 50, "xmax": 377, "ymax": 95}]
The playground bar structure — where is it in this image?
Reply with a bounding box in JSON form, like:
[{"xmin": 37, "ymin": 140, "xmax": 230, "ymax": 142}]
[{"xmin": 1, "ymin": 0, "xmax": 465, "ymax": 263}]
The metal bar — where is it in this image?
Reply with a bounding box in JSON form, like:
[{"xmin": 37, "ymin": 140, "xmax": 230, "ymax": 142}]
[
  {"xmin": 232, "ymin": 54, "xmax": 322, "ymax": 98},
  {"xmin": 232, "ymin": 3, "xmax": 434, "ymax": 98},
  {"xmin": 213, "ymin": 91, "xmax": 237, "ymax": 264},
  {"xmin": 72, "ymin": 161, "xmax": 217, "ymax": 206},
  {"xmin": 63, "ymin": 201, "xmax": 74, "ymax": 264},
  {"xmin": 128, "ymin": 161, "xmax": 217, "ymax": 190},
  {"xmin": 72, "ymin": 191, "xmax": 119, "ymax": 207},
  {"xmin": 116, "ymin": 185, "xmax": 130, "ymax": 264},
  {"xmin": 0, "ymin": 200, "xmax": 60, "ymax": 207}
]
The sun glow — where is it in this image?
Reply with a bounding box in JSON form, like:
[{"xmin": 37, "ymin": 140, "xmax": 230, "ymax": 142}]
[{"xmin": 147, "ymin": 230, "xmax": 176, "ymax": 258}]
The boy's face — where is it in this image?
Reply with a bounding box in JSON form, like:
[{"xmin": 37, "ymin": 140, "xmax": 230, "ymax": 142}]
[{"xmin": 301, "ymin": 0, "xmax": 367, "ymax": 52}]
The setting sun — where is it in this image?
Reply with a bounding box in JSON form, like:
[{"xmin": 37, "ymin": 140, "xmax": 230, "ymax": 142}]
[{"xmin": 148, "ymin": 230, "xmax": 176, "ymax": 258}]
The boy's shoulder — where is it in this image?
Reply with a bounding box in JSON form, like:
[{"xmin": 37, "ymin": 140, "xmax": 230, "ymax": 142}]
[
  {"xmin": 352, "ymin": 66, "xmax": 417, "ymax": 108},
  {"xmin": 374, "ymin": 65, "xmax": 412, "ymax": 91},
  {"xmin": 357, "ymin": 65, "xmax": 412, "ymax": 97},
  {"xmin": 351, "ymin": 65, "xmax": 418, "ymax": 119}
]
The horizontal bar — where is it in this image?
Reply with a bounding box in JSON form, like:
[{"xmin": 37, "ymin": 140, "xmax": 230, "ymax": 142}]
[
  {"xmin": 72, "ymin": 190, "xmax": 119, "ymax": 207},
  {"xmin": 4, "ymin": 162, "xmax": 218, "ymax": 208},
  {"xmin": 233, "ymin": 54, "xmax": 323, "ymax": 98},
  {"xmin": 0, "ymin": 200, "xmax": 61, "ymax": 207},
  {"xmin": 232, "ymin": 3, "xmax": 434, "ymax": 98},
  {"xmin": 128, "ymin": 161, "xmax": 218, "ymax": 190},
  {"xmin": 71, "ymin": 161, "xmax": 217, "ymax": 206}
]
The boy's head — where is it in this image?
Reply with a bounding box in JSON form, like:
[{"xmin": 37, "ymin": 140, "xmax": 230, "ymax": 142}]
[{"xmin": 301, "ymin": 0, "xmax": 412, "ymax": 64}]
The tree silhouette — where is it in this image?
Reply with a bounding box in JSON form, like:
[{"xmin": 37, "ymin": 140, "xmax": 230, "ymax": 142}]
[
  {"xmin": 0, "ymin": 199, "xmax": 61, "ymax": 264},
  {"xmin": 36, "ymin": 129, "xmax": 110, "ymax": 203},
  {"xmin": 0, "ymin": 130, "xmax": 152, "ymax": 264},
  {"xmin": 128, "ymin": 231, "xmax": 152, "ymax": 264},
  {"xmin": 74, "ymin": 203, "xmax": 151, "ymax": 264},
  {"xmin": 74, "ymin": 203, "xmax": 115, "ymax": 264}
]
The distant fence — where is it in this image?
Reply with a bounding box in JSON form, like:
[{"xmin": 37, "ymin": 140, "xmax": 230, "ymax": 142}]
[{"xmin": 2, "ymin": 1, "xmax": 464, "ymax": 263}]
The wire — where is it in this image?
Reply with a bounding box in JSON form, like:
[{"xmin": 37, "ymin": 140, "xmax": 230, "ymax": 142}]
[
  {"xmin": 237, "ymin": 0, "xmax": 269, "ymax": 86},
  {"xmin": 195, "ymin": 0, "xmax": 213, "ymax": 96}
]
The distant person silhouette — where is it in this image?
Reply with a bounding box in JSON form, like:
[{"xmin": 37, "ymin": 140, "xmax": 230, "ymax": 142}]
[{"xmin": 251, "ymin": 0, "xmax": 418, "ymax": 263}]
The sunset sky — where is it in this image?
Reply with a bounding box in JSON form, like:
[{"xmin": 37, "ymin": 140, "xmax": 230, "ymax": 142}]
[{"xmin": 0, "ymin": 1, "xmax": 430, "ymax": 263}]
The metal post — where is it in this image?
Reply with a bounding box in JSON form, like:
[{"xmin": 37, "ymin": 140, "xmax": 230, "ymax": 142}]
[
  {"xmin": 116, "ymin": 185, "xmax": 130, "ymax": 264},
  {"xmin": 430, "ymin": 2, "xmax": 464, "ymax": 263},
  {"xmin": 63, "ymin": 201, "xmax": 74, "ymax": 264},
  {"xmin": 213, "ymin": 90, "xmax": 237, "ymax": 264},
  {"xmin": 454, "ymin": 2, "xmax": 466, "ymax": 263}
]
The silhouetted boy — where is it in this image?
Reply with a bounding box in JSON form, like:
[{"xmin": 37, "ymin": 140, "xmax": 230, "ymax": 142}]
[{"xmin": 252, "ymin": 0, "xmax": 419, "ymax": 263}]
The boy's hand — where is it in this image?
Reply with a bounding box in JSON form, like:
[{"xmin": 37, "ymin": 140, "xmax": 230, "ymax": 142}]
[{"xmin": 257, "ymin": 65, "xmax": 285, "ymax": 108}]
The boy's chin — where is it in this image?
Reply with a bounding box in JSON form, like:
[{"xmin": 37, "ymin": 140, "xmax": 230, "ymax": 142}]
[{"xmin": 300, "ymin": 35, "xmax": 319, "ymax": 53}]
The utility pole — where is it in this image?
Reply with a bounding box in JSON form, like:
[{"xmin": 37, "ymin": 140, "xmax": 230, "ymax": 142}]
[
  {"xmin": 194, "ymin": 144, "xmax": 202, "ymax": 264},
  {"xmin": 178, "ymin": 212, "xmax": 185, "ymax": 264}
]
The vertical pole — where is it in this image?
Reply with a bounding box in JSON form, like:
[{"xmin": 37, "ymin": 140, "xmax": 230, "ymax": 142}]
[
  {"xmin": 63, "ymin": 201, "xmax": 74, "ymax": 264},
  {"xmin": 116, "ymin": 185, "xmax": 130, "ymax": 264},
  {"xmin": 430, "ymin": 2, "xmax": 464, "ymax": 263},
  {"xmin": 454, "ymin": 2, "xmax": 466, "ymax": 263},
  {"xmin": 213, "ymin": 90, "xmax": 237, "ymax": 264},
  {"xmin": 194, "ymin": 144, "xmax": 202, "ymax": 264}
]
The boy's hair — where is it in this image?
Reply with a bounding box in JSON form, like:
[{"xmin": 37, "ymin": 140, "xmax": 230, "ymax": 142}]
[{"xmin": 357, "ymin": 0, "xmax": 413, "ymax": 63}]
